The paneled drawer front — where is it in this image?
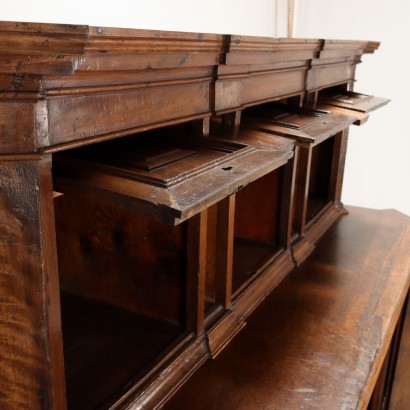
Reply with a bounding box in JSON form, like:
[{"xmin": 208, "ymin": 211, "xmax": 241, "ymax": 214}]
[
  {"xmin": 306, "ymin": 63, "xmax": 355, "ymax": 91},
  {"xmin": 319, "ymin": 91, "xmax": 390, "ymax": 113},
  {"xmin": 242, "ymin": 103, "xmax": 357, "ymax": 145},
  {"xmin": 46, "ymin": 81, "xmax": 212, "ymax": 147},
  {"xmin": 215, "ymin": 69, "xmax": 306, "ymax": 113},
  {"xmin": 53, "ymin": 130, "xmax": 294, "ymax": 225}
]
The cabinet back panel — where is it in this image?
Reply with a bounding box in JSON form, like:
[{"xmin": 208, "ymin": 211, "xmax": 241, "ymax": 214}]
[
  {"xmin": 54, "ymin": 194, "xmax": 186, "ymax": 324},
  {"xmin": 234, "ymin": 169, "xmax": 281, "ymax": 244},
  {"xmin": 307, "ymin": 137, "xmax": 334, "ymax": 223}
]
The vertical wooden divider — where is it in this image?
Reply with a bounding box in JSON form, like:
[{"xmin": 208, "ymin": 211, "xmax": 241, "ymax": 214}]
[
  {"xmin": 186, "ymin": 210, "xmax": 208, "ymax": 336},
  {"xmin": 329, "ymin": 129, "xmax": 349, "ymax": 206},
  {"xmin": 215, "ymin": 194, "xmax": 235, "ymax": 308},
  {"xmin": 292, "ymin": 145, "xmax": 312, "ymax": 236},
  {"xmin": 279, "ymin": 148, "xmax": 298, "ymax": 249},
  {"xmin": 0, "ymin": 156, "xmax": 66, "ymax": 410}
]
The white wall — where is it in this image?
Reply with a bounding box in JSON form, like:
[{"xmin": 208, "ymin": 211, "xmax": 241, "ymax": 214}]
[
  {"xmin": 294, "ymin": 0, "xmax": 410, "ymax": 216},
  {"xmin": 1, "ymin": 0, "xmax": 279, "ymax": 36},
  {"xmin": 2, "ymin": 0, "xmax": 408, "ymax": 215}
]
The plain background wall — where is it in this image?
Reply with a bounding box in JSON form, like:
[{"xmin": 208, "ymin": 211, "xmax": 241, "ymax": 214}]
[
  {"xmin": 294, "ymin": 0, "xmax": 410, "ymax": 216},
  {"xmin": 2, "ymin": 0, "xmax": 409, "ymax": 215}
]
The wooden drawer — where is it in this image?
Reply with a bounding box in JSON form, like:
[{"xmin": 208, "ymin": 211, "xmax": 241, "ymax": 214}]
[
  {"xmin": 53, "ymin": 129, "xmax": 294, "ymax": 225},
  {"xmin": 241, "ymin": 103, "xmax": 355, "ymax": 264},
  {"xmin": 318, "ymin": 90, "xmax": 390, "ymax": 125},
  {"xmin": 242, "ymin": 103, "xmax": 357, "ymax": 146}
]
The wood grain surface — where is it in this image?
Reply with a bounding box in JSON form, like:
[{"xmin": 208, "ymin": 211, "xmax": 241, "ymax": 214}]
[{"xmin": 164, "ymin": 207, "xmax": 410, "ymax": 410}]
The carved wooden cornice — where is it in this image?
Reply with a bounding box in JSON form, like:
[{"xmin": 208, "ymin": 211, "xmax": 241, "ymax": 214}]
[{"xmin": 0, "ymin": 21, "xmax": 381, "ymax": 154}]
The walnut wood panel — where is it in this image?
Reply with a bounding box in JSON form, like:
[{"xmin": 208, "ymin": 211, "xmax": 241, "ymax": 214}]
[
  {"xmin": 225, "ymin": 36, "xmax": 320, "ymax": 65},
  {"xmin": 164, "ymin": 207, "xmax": 410, "ymax": 410},
  {"xmin": 306, "ymin": 62, "xmax": 356, "ymax": 92},
  {"xmin": 319, "ymin": 92, "xmax": 390, "ymax": 114},
  {"xmin": 214, "ymin": 36, "xmax": 321, "ymax": 113},
  {"xmin": 0, "ymin": 22, "xmax": 223, "ymax": 77},
  {"xmin": 318, "ymin": 39, "xmax": 380, "ymax": 60},
  {"xmin": 186, "ymin": 211, "xmax": 208, "ymax": 336},
  {"xmin": 234, "ymin": 169, "xmax": 281, "ymax": 245},
  {"xmin": 0, "ymin": 22, "xmax": 224, "ymax": 153},
  {"xmin": 215, "ymin": 196, "xmax": 235, "ymax": 308},
  {"xmin": 232, "ymin": 169, "xmax": 283, "ymax": 294},
  {"xmin": 53, "ymin": 130, "xmax": 294, "ymax": 225},
  {"xmin": 242, "ymin": 104, "xmax": 357, "ymax": 146},
  {"xmin": 215, "ymin": 69, "xmax": 307, "ymax": 113},
  {"xmin": 0, "ymin": 157, "xmax": 65, "ymax": 410},
  {"xmin": 318, "ymin": 103, "xmax": 369, "ymax": 126},
  {"xmin": 329, "ymin": 129, "xmax": 349, "ymax": 204},
  {"xmin": 116, "ymin": 336, "xmax": 209, "ymax": 410},
  {"xmin": 389, "ymin": 297, "xmax": 410, "ymax": 410},
  {"xmin": 292, "ymin": 145, "xmax": 311, "ymax": 236},
  {"xmin": 0, "ymin": 21, "xmax": 389, "ymax": 410},
  {"xmin": 0, "ymin": 101, "xmax": 49, "ymax": 154},
  {"xmin": 45, "ymin": 81, "xmax": 211, "ymax": 147},
  {"xmin": 306, "ymin": 136, "xmax": 334, "ymax": 222},
  {"xmin": 307, "ymin": 39, "xmax": 380, "ymax": 92},
  {"xmin": 54, "ymin": 194, "xmax": 187, "ymax": 324}
]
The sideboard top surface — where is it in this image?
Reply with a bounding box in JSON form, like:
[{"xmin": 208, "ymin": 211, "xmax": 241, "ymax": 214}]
[{"xmin": 164, "ymin": 206, "xmax": 410, "ymax": 410}]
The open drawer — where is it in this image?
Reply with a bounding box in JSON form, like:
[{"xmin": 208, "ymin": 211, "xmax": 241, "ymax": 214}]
[
  {"xmin": 53, "ymin": 128, "xmax": 294, "ymax": 226},
  {"xmin": 318, "ymin": 90, "xmax": 390, "ymax": 125},
  {"xmin": 242, "ymin": 103, "xmax": 357, "ymax": 146},
  {"xmin": 241, "ymin": 102, "xmax": 356, "ymax": 263}
]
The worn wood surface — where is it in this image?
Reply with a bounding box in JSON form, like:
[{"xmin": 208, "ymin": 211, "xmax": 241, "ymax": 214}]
[
  {"xmin": 53, "ymin": 129, "xmax": 294, "ymax": 225},
  {"xmin": 0, "ymin": 21, "xmax": 382, "ymax": 154},
  {"xmin": 389, "ymin": 297, "xmax": 410, "ymax": 410},
  {"xmin": 0, "ymin": 21, "xmax": 392, "ymax": 410},
  {"xmin": 319, "ymin": 92, "xmax": 390, "ymax": 114},
  {"xmin": 242, "ymin": 104, "xmax": 357, "ymax": 146},
  {"xmin": 164, "ymin": 207, "xmax": 410, "ymax": 410},
  {"xmin": 0, "ymin": 158, "xmax": 66, "ymax": 410}
]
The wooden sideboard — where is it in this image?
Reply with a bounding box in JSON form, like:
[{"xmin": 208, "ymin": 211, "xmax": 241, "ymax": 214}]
[{"xmin": 1, "ymin": 21, "xmax": 405, "ymax": 410}]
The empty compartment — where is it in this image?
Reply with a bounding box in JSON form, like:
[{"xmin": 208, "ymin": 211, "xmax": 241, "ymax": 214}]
[
  {"xmin": 305, "ymin": 136, "xmax": 335, "ymax": 224},
  {"xmin": 232, "ymin": 168, "xmax": 283, "ymax": 295},
  {"xmin": 52, "ymin": 129, "xmax": 288, "ymax": 226},
  {"xmin": 53, "ymin": 192, "xmax": 189, "ymax": 409}
]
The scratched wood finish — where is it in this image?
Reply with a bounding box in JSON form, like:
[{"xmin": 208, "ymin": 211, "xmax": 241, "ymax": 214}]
[
  {"xmin": 0, "ymin": 22, "xmax": 224, "ymax": 153},
  {"xmin": 0, "ymin": 158, "xmax": 65, "ymax": 410},
  {"xmin": 242, "ymin": 103, "xmax": 357, "ymax": 146},
  {"xmin": 0, "ymin": 21, "xmax": 392, "ymax": 410},
  {"xmin": 215, "ymin": 37, "xmax": 320, "ymax": 113},
  {"xmin": 53, "ymin": 128, "xmax": 295, "ymax": 225},
  {"xmin": 389, "ymin": 297, "xmax": 410, "ymax": 410},
  {"xmin": 164, "ymin": 207, "xmax": 410, "ymax": 410},
  {"xmin": 307, "ymin": 39, "xmax": 380, "ymax": 93}
]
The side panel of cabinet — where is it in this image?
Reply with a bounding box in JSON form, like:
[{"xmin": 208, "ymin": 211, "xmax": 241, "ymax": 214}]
[{"xmin": 0, "ymin": 157, "xmax": 66, "ymax": 410}]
